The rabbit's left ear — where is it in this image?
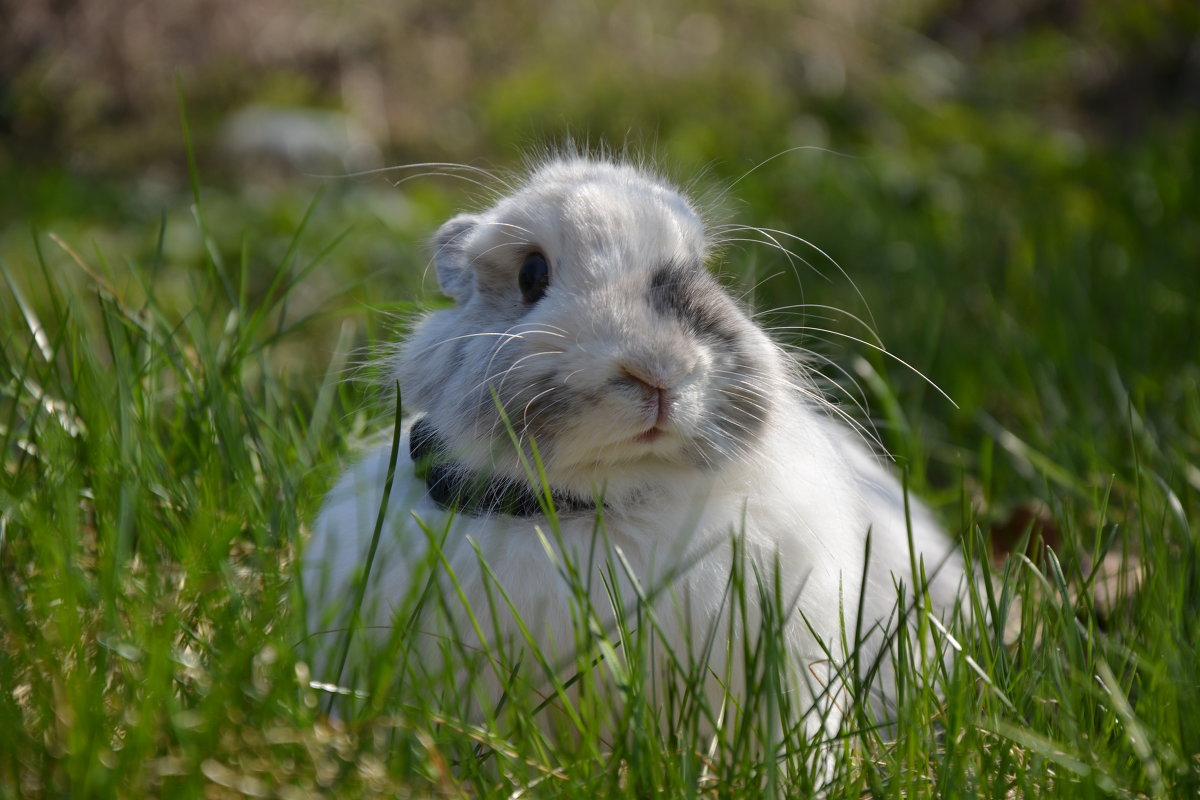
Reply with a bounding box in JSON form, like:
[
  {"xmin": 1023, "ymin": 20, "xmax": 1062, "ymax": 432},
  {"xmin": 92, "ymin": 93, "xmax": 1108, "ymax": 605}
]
[{"xmin": 430, "ymin": 214, "xmax": 480, "ymax": 303}]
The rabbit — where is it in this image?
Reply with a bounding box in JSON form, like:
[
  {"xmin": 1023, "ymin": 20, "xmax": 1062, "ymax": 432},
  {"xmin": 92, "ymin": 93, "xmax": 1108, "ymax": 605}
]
[{"xmin": 302, "ymin": 153, "xmax": 969, "ymax": 752}]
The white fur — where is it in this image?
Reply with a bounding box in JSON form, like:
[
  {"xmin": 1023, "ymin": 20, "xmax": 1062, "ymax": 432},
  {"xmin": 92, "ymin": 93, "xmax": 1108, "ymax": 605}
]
[{"xmin": 303, "ymin": 155, "xmax": 966, "ymax": 743}]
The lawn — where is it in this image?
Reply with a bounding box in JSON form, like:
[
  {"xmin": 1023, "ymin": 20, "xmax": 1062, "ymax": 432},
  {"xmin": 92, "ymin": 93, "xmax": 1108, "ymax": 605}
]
[{"xmin": 2, "ymin": 2, "xmax": 1198, "ymax": 797}]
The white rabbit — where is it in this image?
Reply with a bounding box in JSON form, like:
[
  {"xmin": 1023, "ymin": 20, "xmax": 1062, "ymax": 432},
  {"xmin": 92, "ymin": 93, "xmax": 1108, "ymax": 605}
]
[{"xmin": 302, "ymin": 154, "xmax": 968, "ymax": 748}]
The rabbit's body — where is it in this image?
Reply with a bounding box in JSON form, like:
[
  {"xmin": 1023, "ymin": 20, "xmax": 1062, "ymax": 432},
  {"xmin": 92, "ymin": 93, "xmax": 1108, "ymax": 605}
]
[{"xmin": 303, "ymin": 156, "xmax": 965, "ymax": 735}]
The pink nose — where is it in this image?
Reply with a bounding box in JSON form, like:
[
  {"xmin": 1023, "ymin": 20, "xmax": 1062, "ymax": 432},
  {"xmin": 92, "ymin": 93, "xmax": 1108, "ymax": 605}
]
[
  {"xmin": 617, "ymin": 344, "xmax": 697, "ymax": 391},
  {"xmin": 620, "ymin": 360, "xmax": 670, "ymax": 391},
  {"xmin": 619, "ymin": 362, "xmax": 674, "ymax": 426}
]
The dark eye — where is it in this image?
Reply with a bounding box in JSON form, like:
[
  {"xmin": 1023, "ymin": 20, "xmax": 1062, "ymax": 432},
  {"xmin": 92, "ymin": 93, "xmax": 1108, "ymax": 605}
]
[{"xmin": 518, "ymin": 252, "xmax": 550, "ymax": 304}]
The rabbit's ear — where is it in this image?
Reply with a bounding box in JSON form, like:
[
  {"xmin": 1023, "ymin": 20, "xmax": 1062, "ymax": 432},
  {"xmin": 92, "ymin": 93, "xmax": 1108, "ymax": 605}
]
[{"xmin": 431, "ymin": 213, "xmax": 480, "ymax": 303}]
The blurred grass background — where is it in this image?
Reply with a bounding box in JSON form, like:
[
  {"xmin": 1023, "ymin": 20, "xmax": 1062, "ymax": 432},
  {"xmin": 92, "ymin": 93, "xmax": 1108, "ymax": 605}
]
[{"xmin": 2, "ymin": 0, "xmax": 1199, "ymax": 796}]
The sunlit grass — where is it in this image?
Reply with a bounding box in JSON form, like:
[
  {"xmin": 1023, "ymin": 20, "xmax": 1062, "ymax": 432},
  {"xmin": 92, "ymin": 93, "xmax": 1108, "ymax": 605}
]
[{"xmin": 2, "ymin": 116, "xmax": 1198, "ymax": 796}]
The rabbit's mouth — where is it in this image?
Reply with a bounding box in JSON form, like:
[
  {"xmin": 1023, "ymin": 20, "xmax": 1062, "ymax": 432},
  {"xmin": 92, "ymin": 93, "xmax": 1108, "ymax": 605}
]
[{"xmin": 634, "ymin": 426, "xmax": 666, "ymax": 444}]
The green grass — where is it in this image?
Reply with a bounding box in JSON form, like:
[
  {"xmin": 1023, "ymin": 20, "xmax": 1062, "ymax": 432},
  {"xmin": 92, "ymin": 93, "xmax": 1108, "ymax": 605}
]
[{"xmin": 2, "ymin": 113, "xmax": 1199, "ymax": 796}]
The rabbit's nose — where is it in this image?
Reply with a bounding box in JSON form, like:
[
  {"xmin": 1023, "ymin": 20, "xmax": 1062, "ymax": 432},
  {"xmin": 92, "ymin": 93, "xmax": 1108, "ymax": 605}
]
[{"xmin": 616, "ymin": 346, "xmax": 698, "ymax": 394}]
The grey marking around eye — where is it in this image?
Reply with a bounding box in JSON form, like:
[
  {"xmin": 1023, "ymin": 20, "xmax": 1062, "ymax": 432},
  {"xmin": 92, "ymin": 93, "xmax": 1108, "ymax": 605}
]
[{"xmin": 647, "ymin": 262, "xmax": 740, "ymax": 346}]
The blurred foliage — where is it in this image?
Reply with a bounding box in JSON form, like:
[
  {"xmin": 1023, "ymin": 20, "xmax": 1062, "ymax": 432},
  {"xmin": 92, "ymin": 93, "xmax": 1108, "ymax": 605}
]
[{"xmin": 2, "ymin": 0, "xmax": 1198, "ymax": 171}]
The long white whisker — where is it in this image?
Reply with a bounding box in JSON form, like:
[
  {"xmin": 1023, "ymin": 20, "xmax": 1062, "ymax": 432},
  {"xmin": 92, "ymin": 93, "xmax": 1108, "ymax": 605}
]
[
  {"xmin": 481, "ymin": 324, "xmax": 566, "ymax": 380},
  {"xmin": 474, "ymin": 241, "xmax": 530, "ymax": 261},
  {"xmin": 408, "ymin": 329, "xmax": 566, "ymax": 361},
  {"xmin": 726, "ymin": 224, "xmax": 877, "ymax": 331},
  {"xmin": 758, "ymin": 304, "xmax": 883, "ymax": 348},
  {"xmin": 302, "ymin": 162, "xmax": 504, "ymax": 195},
  {"xmin": 521, "ymin": 386, "xmax": 558, "ymax": 427},
  {"xmin": 724, "ymin": 146, "xmax": 855, "ymax": 190},
  {"xmin": 478, "ymin": 220, "xmax": 537, "ymax": 238},
  {"xmin": 387, "ymin": 171, "xmax": 497, "ymax": 193},
  {"xmin": 473, "ymin": 359, "xmax": 543, "ymax": 399},
  {"xmin": 769, "ymin": 326, "xmax": 957, "ymax": 408},
  {"xmin": 716, "ymin": 234, "xmax": 817, "ymax": 286}
]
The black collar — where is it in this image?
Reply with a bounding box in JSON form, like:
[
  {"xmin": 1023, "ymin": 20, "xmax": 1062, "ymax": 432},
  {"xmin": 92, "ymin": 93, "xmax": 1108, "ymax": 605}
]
[{"xmin": 408, "ymin": 417, "xmax": 597, "ymax": 517}]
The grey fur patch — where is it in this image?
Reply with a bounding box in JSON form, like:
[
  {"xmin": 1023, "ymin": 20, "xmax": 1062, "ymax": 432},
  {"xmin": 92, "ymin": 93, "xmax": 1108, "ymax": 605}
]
[
  {"xmin": 713, "ymin": 345, "xmax": 770, "ymax": 451},
  {"xmin": 648, "ymin": 262, "xmax": 740, "ymax": 346},
  {"xmin": 486, "ymin": 351, "xmax": 572, "ymax": 442},
  {"xmin": 646, "ymin": 262, "xmax": 770, "ymax": 466},
  {"xmin": 449, "ymin": 337, "xmax": 468, "ymax": 372}
]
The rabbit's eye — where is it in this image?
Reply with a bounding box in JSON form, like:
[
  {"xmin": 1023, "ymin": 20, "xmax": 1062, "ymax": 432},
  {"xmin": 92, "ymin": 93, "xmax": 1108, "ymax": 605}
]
[{"xmin": 519, "ymin": 252, "xmax": 550, "ymax": 304}]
